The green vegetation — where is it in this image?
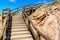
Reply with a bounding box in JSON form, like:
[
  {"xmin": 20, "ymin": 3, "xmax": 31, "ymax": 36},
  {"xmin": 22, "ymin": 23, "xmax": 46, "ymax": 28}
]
[{"xmin": 0, "ymin": 14, "xmax": 1, "ymax": 16}]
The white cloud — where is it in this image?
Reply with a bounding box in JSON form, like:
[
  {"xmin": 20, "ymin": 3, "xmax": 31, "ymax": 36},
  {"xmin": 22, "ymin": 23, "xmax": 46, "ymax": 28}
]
[
  {"xmin": 9, "ymin": 0, "xmax": 16, "ymax": 3},
  {"xmin": 37, "ymin": 1, "xmax": 43, "ymax": 3},
  {"xmin": 36, "ymin": 1, "xmax": 48, "ymax": 4}
]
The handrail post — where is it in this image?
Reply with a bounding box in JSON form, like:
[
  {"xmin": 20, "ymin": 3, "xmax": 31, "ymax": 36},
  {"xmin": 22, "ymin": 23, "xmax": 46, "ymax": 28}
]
[
  {"xmin": 2, "ymin": 8, "xmax": 12, "ymax": 40},
  {"xmin": 22, "ymin": 8, "xmax": 40, "ymax": 40},
  {"xmin": 22, "ymin": 7, "xmax": 51, "ymax": 40}
]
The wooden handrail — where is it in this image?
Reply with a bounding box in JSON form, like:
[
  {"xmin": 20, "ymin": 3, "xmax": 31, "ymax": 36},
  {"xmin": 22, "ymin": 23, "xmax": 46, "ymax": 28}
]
[
  {"xmin": 2, "ymin": 9, "xmax": 12, "ymax": 40},
  {"xmin": 3, "ymin": 3, "xmax": 54, "ymax": 40},
  {"xmin": 10, "ymin": 3, "xmax": 44, "ymax": 13},
  {"xmin": 11, "ymin": 3, "xmax": 42, "ymax": 11},
  {"xmin": 22, "ymin": 11, "xmax": 39, "ymax": 40},
  {"xmin": 22, "ymin": 8, "xmax": 51, "ymax": 40}
]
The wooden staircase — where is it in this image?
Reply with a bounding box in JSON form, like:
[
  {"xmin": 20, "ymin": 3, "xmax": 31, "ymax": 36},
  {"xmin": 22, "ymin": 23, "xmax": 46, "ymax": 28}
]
[{"xmin": 4, "ymin": 13, "xmax": 34, "ymax": 40}]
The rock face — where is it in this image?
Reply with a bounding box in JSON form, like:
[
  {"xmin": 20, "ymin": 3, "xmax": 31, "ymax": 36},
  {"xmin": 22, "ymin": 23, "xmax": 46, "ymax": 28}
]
[{"xmin": 29, "ymin": 4, "xmax": 60, "ymax": 40}]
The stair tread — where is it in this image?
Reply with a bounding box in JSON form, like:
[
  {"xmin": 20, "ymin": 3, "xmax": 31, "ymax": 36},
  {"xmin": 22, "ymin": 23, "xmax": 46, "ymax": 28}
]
[
  {"xmin": 12, "ymin": 23, "xmax": 25, "ymax": 24},
  {"xmin": 12, "ymin": 21, "xmax": 24, "ymax": 22},
  {"xmin": 12, "ymin": 23, "xmax": 26, "ymax": 25},
  {"xmin": 12, "ymin": 22, "xmax": 25, "ymax": 23},
  {"xmin": 12, "ymin": 25, "xmax": 27, "ymax": 26},
  {"xmin": 11, "ymin": 31, "xmax": 30, "ymax": 35},
  {"xmin": 11, "ymin": 26, "xmax": 27, "ymax": 28},
  {"xmin": 12, "ymin": 22, "xmax": 25, "ymax": 24},
  {"xmin": 11, "ymin": 34, "xmax": 32, "ymax": 39},
  {"xmin": 12, "ymin": 24, "xmax": 26, "ymax": 25},
  {"xmin": 11, "ymin": 28, "xmax": 28, "ymax": 31},
  {"xmin": 11, "ymin": 28, "xmax": 28, "ymax": 32},
  {"xmin": 11, "ymin": 37, "xmax": 33, "ymax": 40},
  {"xmin": 11, "ymin": 32, "xmax": 30, "ymax": 35},
  {"xmin": 12, "ymin": 25, "xmax": 26, "ymax": 26},
  {"xmin": 8, "ymin": 26, "xmax": 27, "ymax": 28},
  {"xmin": 12, "ymin": 19, "xmax": 23, "ymax": 20},
  {"xmin": 12, "ymin": 20, "xmax": 24, "ymax": 21}
]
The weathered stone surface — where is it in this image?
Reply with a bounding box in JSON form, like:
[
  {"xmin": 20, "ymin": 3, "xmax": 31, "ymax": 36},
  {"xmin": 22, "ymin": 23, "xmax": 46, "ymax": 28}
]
[{"xmin": 29, "ymin": 4, "xmax": 60, "ymax": 40}]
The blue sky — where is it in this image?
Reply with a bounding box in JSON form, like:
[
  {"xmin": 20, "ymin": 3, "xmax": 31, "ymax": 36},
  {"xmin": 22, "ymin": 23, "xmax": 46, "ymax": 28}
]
[{"xmin": 0, "ymin": 0, "xmax": 56, "ymax": 14}]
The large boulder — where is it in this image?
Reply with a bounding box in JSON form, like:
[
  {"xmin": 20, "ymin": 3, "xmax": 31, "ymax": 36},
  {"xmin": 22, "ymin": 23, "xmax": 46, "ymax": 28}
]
[{"xmin": 29, "ymin": 4, "xmax": 60, "ymax": 40}]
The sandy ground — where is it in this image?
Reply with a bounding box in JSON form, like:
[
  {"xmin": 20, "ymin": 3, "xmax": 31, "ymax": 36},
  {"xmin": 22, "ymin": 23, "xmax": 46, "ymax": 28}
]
[
  {"xmin": 0, "ymin": 21, "xmax": 2, "ymax": 27},
  {"xmin": 0, "ymin": 16, "xmax": 2, "ymax": 37},
  {"xmin": 0, "ymin": 16, "xmax": 2, "ymax": 27},
  {"xmin": 29, "ymin": 4, "xmax": 60, "ymax": 40}
]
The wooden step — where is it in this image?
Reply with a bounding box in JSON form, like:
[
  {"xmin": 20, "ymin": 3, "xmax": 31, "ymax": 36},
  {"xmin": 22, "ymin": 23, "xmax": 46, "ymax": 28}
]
[
  {"xmin": 11, "ymin": 25, "xmax": 27, "ymax": 28},
  {"xmin": 11, "ymin": 28, "xmax": 28, "ymax": 32},
  {"xmin": 12, "ymin": 19, "xmax": 23, "ymax": 21},
  {"xmin": 11, "ymin": 26, "xmax": 27, "ymax": 29},
  {"xmin": 12, "ymin": 24, "xmax": 26, "ymax": 26},
  {"xmin": 11, "ymin": 31, "xmax": 30, "ymax": 35},
  {"xmin": 12, "ymin": 23, "xmax": 26, "ymax": 25},
  {"xmin": 12, "ymin": 17, "xmax": 22, "ymax": 18},
  {"xmin": 12, "ymin": 19, "xmax": 24, "ymax": 22},
  {"xmin": 12, "ymin": 17, "xmax": 23, "ymax": 18},
  {"xmin": 6, "ymin": 31, "xmax": 30, "ymax": 35},
  {"xmin": 11, "ymin": 37, "xmax": 33, "ymax": 40},
  {"xmin": 13, "ymin": 15, "xmax": 22, "ymax": 17},
  {"xmin": 12, "ymin": 22, "xmax": 25, "ymax": 24},
  {"xmin": 12, "ymin": 21, "xmax": 25, "ymax": 23},
  {"xmin": 11, "ymin": 34, "xmax": 32, "ymax": 39},
  {"xmin": 12, "ymin": 24, "xmax": 27, "ymax": 26},
  {"xmin": 12, "ymin": 20, "xmax": 24, "ymax": 22},
  {"xmin": 12, "ymin": 19, "xmax": 23, "ymax": 20},
  {"xmin": 11, "ymin": 32, "xmax": 31, "ymax": 36},
  {"xmin": 13, "ymin": 14, "xmax": 22, "ymax": 16},
  {"xmin": 12, "ymin": 21, "xmax": 24, "ymax": 22}
]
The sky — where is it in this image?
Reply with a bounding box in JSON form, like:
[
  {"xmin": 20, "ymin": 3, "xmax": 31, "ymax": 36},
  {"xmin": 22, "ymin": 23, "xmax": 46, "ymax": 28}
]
[{"xmin": 0, "ymin": 0, "xmax": 56, "ymax": 14}]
